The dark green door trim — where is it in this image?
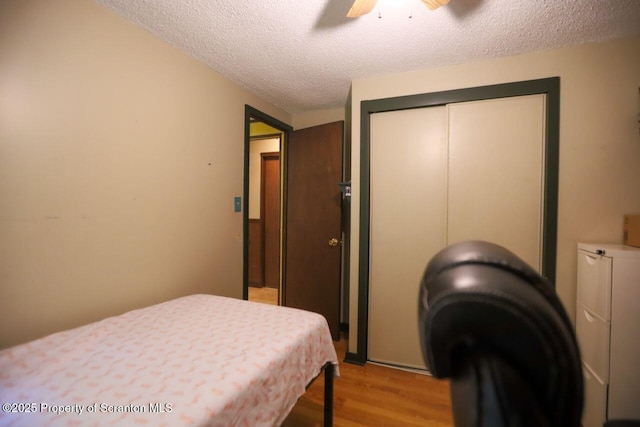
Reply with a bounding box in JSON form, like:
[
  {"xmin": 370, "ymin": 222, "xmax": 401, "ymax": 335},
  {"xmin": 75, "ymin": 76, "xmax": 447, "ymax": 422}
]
[{"xmin": 347, "ymin": 77, "xmax": 561, "ymax": 365}]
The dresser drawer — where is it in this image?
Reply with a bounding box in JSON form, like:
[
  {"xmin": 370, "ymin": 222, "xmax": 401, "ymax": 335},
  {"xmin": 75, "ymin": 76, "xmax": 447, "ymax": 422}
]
[
  {"xmin": 577, "ymin": 250, "xmax": 612, "ymax": 319},
  {"xmin": 576, "ymin": 302, "xmax": 610, "ymax": 382},
  {"xmin": 582, "ymin": 363, "xmax": 608, "ymax": 427}
]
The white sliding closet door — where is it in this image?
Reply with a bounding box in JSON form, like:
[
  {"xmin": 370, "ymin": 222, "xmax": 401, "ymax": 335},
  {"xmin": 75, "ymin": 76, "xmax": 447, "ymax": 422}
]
[
  {"xmin": 368, "ymin": 95, "xmax": 546, "ymax": 369},
  {"xmin": 447, "ymin": 95, "xmax": 545, "ymax": 269},
  {"xmin": 369, "ymin": 107, "xmax": 447, "ymax": 370}
]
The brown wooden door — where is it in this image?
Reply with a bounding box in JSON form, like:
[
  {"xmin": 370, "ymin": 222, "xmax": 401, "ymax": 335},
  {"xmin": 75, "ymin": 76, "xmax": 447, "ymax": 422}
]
[
  {"xmin": 285, "ymin": 121, "xmax": 343, "ymax": 340},
  {"xmin": 262, "ymin": 153, "xmax": 280, "ymax": 289},
  {"xmin": 248, "ymin": 219, "xmax": 263, "ymax": 286}
]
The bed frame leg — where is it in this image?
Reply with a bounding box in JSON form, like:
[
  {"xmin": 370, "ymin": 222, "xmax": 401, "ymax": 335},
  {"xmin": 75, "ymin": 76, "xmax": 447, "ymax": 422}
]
[{"xmin": 324, "ymin": 363, "xmax": 334, "ymax": 427}]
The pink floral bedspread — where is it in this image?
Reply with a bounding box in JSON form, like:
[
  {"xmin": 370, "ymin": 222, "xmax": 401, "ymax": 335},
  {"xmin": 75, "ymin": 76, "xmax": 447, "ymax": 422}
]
[{"xmin": 0, "ymin": 294, "xmax": 339, "ymax": 427}]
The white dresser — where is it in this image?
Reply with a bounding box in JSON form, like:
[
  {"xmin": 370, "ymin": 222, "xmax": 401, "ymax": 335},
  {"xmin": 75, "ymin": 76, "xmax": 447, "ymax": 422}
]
[{"xmin": 577, "ymin": 243, "xmax": 640, "ymax": 427}]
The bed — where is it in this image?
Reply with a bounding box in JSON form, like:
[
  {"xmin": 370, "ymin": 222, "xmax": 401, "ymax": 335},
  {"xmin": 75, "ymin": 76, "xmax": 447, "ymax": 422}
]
[{"xmin": 0, "ymin": 294, "xmax": 339, "ymax": 427}]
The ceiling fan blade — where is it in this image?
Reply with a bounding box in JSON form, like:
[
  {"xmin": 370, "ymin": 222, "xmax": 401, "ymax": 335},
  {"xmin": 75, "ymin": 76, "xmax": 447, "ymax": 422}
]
[
  {"xmin": 347, "ymin": 0, "xmax": 377, "ymax": 18},
  {"xmin": 422, "ymin": 0, "xmax": 451, "ymax": 10}
]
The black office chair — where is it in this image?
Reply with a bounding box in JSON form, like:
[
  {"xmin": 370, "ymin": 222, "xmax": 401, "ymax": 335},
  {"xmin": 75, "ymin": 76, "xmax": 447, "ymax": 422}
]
[
  {"xmin": 418, "ymin": 240, "xmax": 640, "ymax": 427},
  {"xmin": 418, "ymin": 240, "xmax": 581, "ymax": 426}
]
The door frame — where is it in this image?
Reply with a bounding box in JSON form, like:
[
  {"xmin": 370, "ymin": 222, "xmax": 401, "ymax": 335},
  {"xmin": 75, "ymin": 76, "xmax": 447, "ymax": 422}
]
[
  {"xmin": 243, "ymin": 105, "xmax": 292, "ymax": 302},
  {"xmin": 345, "ymin": 77, "xmax": 561, "ymax": 365}
]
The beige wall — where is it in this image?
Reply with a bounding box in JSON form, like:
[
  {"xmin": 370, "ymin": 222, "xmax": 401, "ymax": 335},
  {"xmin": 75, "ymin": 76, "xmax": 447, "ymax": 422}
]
[
  {"xmin": 0, "ymin": 0, "xmax": 291, "ymax": 348},
  {"xmin": 292, "ymin": 107, "xmax": 345, "ymax": 130},
  {"xmin": 348, "ymin": 36, "xmax": 640, "ymax": 353}
]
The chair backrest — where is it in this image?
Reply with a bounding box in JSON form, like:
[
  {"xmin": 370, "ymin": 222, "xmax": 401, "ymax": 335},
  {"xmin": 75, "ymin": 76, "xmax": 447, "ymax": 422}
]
[{"xmin": 418, "ymin": 240, "xmax": 583, "ymax": 427}]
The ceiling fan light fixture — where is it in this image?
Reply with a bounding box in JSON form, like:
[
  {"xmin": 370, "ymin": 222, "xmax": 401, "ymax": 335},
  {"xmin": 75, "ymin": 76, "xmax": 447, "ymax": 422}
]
[
  {"xmin": 347, "ymin": 0, "xmax": 451, "ymax": 17},
  {"xmin": 422, "ymin": 0, "xmax": 451, "ymax": 10}
]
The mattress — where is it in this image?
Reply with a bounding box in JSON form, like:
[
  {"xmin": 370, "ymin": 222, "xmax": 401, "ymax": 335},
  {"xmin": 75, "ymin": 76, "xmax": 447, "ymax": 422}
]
[{"xmin": 0, "ymin": 294, "xmax": 339, "ymax": 427}]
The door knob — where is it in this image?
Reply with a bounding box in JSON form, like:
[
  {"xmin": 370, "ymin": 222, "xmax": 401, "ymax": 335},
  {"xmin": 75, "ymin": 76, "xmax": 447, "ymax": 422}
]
[{"xmin": 328, "ymin": 238, "xmax": 339, "ymax": 247}]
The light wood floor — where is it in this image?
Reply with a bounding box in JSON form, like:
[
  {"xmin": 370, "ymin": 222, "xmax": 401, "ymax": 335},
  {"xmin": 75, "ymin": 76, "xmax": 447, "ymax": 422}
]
[
  {"xmin": 249, "ymin": 286, "xmax": 453, "ymax": 426},
  {"xmin": 282, "ymin": 336, "xmax": 453, "ymax": 427},
  {"xmin": 248, "ymin": 286, "xmax": 278, "ymax": 305}
]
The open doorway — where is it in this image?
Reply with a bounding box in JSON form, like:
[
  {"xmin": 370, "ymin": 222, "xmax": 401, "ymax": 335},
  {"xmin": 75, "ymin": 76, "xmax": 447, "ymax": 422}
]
[
  {"xmin": 248, "ymin": 136, "xmax": 280, "ymax": 304},
  {"xmin": 243, "ymin": 106, "xmax": 292, "ymax": 306}
]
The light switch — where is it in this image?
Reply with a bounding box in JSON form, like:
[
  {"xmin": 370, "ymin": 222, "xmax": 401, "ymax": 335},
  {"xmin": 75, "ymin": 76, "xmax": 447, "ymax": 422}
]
[{"xmin": 234, "ymin": 196, "xmax": 242, "ymax": 212}]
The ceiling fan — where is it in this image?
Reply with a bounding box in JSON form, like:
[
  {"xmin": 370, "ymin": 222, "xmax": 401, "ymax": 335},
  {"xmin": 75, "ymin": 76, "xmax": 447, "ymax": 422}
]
[{"xmin": 347, "ymin": 0, "xmax": 451, "ymax": 18}]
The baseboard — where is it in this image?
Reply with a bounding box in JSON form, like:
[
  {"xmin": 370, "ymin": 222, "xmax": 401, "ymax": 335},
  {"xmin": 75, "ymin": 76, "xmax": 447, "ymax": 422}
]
[{"xmin": 344, "ymin": 352, "xmax": 366, "ymax": 366}]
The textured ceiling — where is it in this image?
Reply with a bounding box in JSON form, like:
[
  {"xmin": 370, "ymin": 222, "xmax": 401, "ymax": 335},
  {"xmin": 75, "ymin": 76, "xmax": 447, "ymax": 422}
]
[{"xmin": 96, "ymin": 0, "xmax": 640, "ymax": 113}]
